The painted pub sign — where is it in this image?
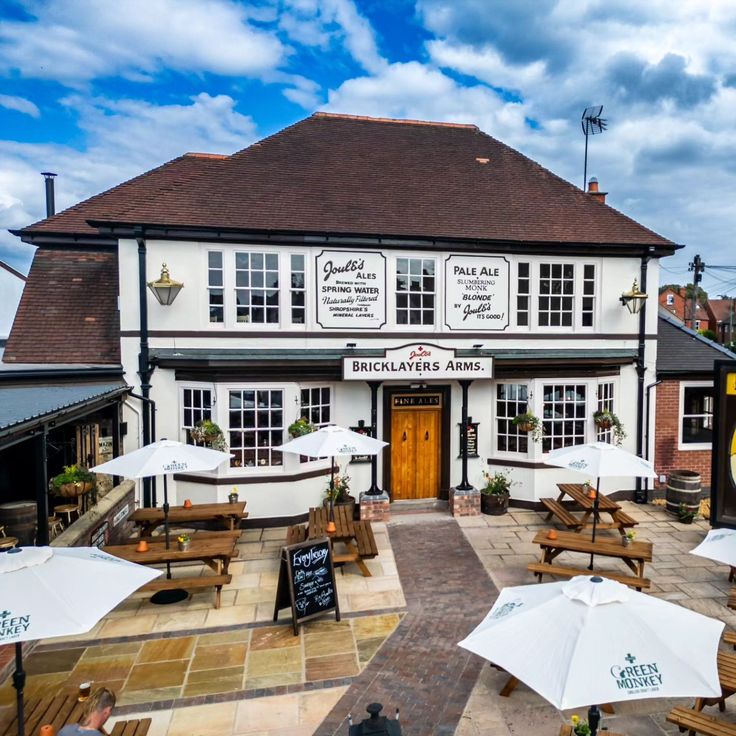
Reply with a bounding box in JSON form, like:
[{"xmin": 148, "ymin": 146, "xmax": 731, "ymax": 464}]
[
  {"xmin": 315, "ymin": 250, "xmax": 386, "ymax": 329},
  {"xmin": 444, "ymin": 255, "xmax": 510, "ymax": 331}
]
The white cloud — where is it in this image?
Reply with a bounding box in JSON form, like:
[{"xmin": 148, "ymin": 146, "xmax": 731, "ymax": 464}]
[
  {"xmin": 0, "ymin": 0, "xmax": 285, "ymax": 83},
  {"xmin": 0, "ymin": 93, "xmax": 258, "ymax": 269},
  {"xmin": 0, "ymin": 95, "xmax": 40, "ymax": 118},
  {"xmin": 324, "ymin": 61, "xmax": 528, "ymax": 141},
  {"xmin": 280, "ymin": 0, "xmax": 386, "ymax": 73}
]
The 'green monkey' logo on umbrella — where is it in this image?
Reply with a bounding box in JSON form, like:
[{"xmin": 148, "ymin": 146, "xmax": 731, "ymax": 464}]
[{"xmin": 610, "ymin": 653, "xmax": 663, "ymax": 693}]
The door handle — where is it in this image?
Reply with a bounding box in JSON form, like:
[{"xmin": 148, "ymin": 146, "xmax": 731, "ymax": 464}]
[
  {"xmin": 425, "ymin": 431, "xmax": 429, "ymax": 440},
  {"xmin": 402, "ymin": 431, "xmax": 407, "ymax": 441}
]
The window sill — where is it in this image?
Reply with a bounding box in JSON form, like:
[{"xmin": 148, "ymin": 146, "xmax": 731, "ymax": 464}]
[{"xmin": 677, "ymin": 443, "xmax": 712, "ymax": 451}]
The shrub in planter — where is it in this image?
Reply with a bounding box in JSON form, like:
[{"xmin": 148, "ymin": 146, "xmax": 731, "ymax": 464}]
[
  {"xmin": 51, "ymin": 464, "xmax": 95, "ymax": 498},
  {"xmin": 511, "ymin": 412, "xmax": 543, "ymax": 443},
  {"xmin": 324, "ymin": 472, "xmax": 356, "ymax": 517},
  {"xmin": 190, "ymin": 419, "xmax": 228, "ymax": 451},
  {"xmin": 288, "ymin": 417, "xmax": 316, "ymax": 438},
  {"xmin": 592, "ymin": 409, "xmax": 626, "ymax": 446},
  {"xmin": 480, "ymin": 469, "xmax": 512, "ymax": 515}
]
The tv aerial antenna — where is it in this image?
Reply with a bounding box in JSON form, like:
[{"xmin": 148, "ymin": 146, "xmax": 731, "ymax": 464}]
[{"xmin": 581, "ymin": 105, "xmax": 607, "ymax": 190}]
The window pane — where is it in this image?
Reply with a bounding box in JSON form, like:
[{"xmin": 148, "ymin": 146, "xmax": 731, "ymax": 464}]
[
  {"xmin": 542, "ymin": 384, "xmax": 586, "ymax": 452},
  {"xmin": 496, "ymin": 383, "xmax": 529, "ymax": 454},
  {"xmin": 395, "ymin": 257, "xmax": 434, "ymax": 325}
]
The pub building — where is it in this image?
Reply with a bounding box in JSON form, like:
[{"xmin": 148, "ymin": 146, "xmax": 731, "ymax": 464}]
[{"xmin": 4, "ymin": 113, "xmax": 678, "ymax": 520}]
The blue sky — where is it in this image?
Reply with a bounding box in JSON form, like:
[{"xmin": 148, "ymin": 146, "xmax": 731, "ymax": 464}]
[{"xmin": 2, "ymin": 0, "xmax": 736, "ymax": 297}]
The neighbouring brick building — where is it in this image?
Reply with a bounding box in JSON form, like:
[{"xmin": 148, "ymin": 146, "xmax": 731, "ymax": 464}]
[
  {"xmin": 706, "ymin": 297, "xmax": 735, "ymax": 344},
  {"xmin": 654, "ymin": 309, "xmax": 736, "ymax": 490},
  {"xmin": 658, "ymin": 286, "xmax": 711, "ymax": 332}
]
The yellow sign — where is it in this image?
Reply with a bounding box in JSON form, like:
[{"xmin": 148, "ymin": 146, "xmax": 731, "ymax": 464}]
[{"xmin": 728, "ymin": 373, "xmax": 736, "ymax": 395}]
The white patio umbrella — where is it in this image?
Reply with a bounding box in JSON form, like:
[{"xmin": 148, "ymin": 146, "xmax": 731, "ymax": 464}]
[
  {"xmin": 545, "ymin": 442, "xmax": 657, "ymax": 566},
  {"xmin": 1, "ymin": 545, "xmax": 160, "ymax": 736},
  {"xmin": 458, "ymin": 575, "xmax": 723, "ymax": 734},
  {"xmin": 690, "ymin": 528, "xmax": 736, "ymax": 567},
  {"xmin": 275, "ymin": 425, "xmax": 388, "ymax": 530},
  {"xmin": 91, "ymin": 439, "xmax": 232, "ymax": 599}
]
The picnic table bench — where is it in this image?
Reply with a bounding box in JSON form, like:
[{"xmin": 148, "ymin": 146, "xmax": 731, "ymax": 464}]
[
  {"xmin": 282, "ymin": 506, "xmax": 379, "ymax": 577},
  {"xmin": 131, "ymin": 501, "xmax": 247, "ymax": 536},
  {"xmin": 0, "ymin": 693, "xmax": 151, "ymax": 736},
  {"xmin": 542, "ymin": 484, "xmax": 638, "ymax": 537},
  {"xmin": 667, "ymin": 706, "xmax": 736, "ymax": 735},
  {"xmin": 692, "ymin": 651, "xmax": 736, "ymax": 713},
  {"xmin": 529, "ymin": 529, "xmax": 652, "ymax": 591},
  {"xmin": 103, "ymin": 535, "xmax": 238, "ymax": 608}
]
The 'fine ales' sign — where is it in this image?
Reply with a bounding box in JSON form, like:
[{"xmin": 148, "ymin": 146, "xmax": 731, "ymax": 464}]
[
  {"xmin": 444, "ymin": 255, "xmax": 510, "ymax": 331},
  {"xmin": 316, "ymin": 250, "xmax": 387, "ymax": 329}
]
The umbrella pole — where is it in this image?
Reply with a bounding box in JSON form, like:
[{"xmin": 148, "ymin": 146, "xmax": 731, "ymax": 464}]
[
  {"xmin": 326, "ymin": 457, "xmax": 337, "ymax": 534},
  {"xmin": 588, "ymin": 704, "xmax": 601, "ymax": 735},
  {"xmin": 588, "ymin": 478, "xmax": 601, "ymax": 570},
  {"xmin": 150, "ymin": 473, "xmax": 188, "ymax": 605},
  {"xmin": 13, "ymin": 642, "xmax": 25, "ymax": 736}
]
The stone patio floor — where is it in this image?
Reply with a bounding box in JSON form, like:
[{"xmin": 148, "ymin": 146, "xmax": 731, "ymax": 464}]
[{"xmin": 2, "ymin": 501, "xmax": 736, "ymax": 734}]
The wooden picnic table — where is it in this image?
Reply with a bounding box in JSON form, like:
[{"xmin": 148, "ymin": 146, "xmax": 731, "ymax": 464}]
[
  {"xmin": 103, "ymin": 535, "xmax": 238, "ymax": 575},
  {"xmin": 542, "ymin": 484, "xmax": 638, "ymax": 537},
  {"xmin": 131, "ymin": 501, "xmax": 247, "ymax": 536},
  {"xmin": 693, "ymin": 651, "xmax": 736, "ymax": 712},
  {"xmin": 306, "ymin": 505, "xmax": 378, "ymax": 577},
  {"xmin": 0, "ymin": 692, "xmax": 151, "ymax": 736},
  {"xmin": 529, "ymin": 529, "xmax": 653, "ymax": 591}
]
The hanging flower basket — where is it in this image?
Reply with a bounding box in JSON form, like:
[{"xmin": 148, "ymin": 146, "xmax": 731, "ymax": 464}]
[
  {"xmin": 288, "ymin": 417, "xmax": 316, "ymax": 438},
  {"xmin": 190, "ymin": 420, "xmax": 228, "ymax": 451},
  {"xmin": 592, "ymin": 410, "xmax": 626, "ymax": 445},
  {"xmin": 511, "ymin": 412, "xmax": 543, "ymax": 443}
]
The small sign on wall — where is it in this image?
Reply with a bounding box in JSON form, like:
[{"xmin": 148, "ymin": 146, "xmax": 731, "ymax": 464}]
[
  {"xmin": 90, "ymin": 521, "xmax": 109, "ymax": 548},
  {"xmin": 458, "ymin": 421, "xmax": 479, "ymax": 458}
]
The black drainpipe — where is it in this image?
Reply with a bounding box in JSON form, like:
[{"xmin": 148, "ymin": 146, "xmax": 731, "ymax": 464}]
[
  {"xmin": 634, "ymin": 250, "xmax": 652, "ymax": 503},
  {"xmin": 643, "ymin": 379, "xmax": 663, "ymax": 501},
  {"xmin": 135, "ymin": 226, "xmax": 154, "ymax": 507}
]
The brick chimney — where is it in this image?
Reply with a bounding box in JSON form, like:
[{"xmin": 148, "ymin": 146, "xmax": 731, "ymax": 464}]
[{"xmin": 587, "ymin": 177, "xmax": 607, "ymax": 204}]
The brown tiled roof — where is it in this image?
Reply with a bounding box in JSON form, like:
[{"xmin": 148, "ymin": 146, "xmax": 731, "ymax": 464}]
[
  {"xmin": 4, "ymin": 249, "xmax": 120, "ymax": 364},
  {"xmin": 19, "ymin": 113, "xmax": 673, "ymax": 248},
  {"xmin": 706, "ymin": 298, "xmax": 734, "ymax": 323}
]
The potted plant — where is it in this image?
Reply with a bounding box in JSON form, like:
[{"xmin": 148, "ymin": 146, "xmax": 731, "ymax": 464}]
[
  {"xmin": 324, "ymin": 471, "xmax": 356, "ymax": 518},
  {"xmin": 593, "ymin": 409, "xmax": 626, "ymax": 445},
  {"xmin": 177, "ymin": 533, "xmax": 191, "ymax": 551},
  {"xmin": 570, "ymin": 714, "xmax": 591, "ymax": 736},
  {"xmin": 480, "ymin": 469, "xmax": 512, "ymax": 515},
  {"xmin": 288, "ymin": 416, "xmax": 316, "ymax": 438},
  {"xmin": 511, "ymin": 412, "xmax": 543, "ymax": 443},
  {"xmin": 678, "ymin": 502, "xmax": 697, "ymax": 524},
  {"xmin": 622, "ymin": 530, "xmax": 636, "ymax": 547},
  {"xmin": 50, "ymin": 464, "xmax": 95, "ymax": 498},
  {"xmin": 190, "ymin": 419, "xmax": 228, "ymax": 451}
]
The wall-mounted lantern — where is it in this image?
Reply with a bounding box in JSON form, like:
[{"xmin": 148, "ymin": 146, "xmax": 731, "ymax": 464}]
[
  {"xmin": 620, "ymin": 279, "xmax": 647, "ymax": 314},
  {"xmin": 148, "ymin": 263, "xmax": 184, "ymax": 306}
]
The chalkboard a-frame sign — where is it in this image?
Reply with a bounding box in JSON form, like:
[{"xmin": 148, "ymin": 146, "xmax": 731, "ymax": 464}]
[{"xmin": 273, "ymin": 538, "xmax": 340, "ymax": 635}]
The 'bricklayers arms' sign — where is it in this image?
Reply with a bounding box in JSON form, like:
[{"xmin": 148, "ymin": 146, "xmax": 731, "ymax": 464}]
[{"xmin": 343, "ymin": 343, "xmax": 492, "ymax": 380}]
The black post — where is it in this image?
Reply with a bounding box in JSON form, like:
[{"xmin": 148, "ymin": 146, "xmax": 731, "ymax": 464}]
[
  {"xmin": 110, "ymin": 401, "xmax": 122, "ymax": 488},
  {"xmin": 588, "ymin": 478, "xmax": 601, "ymax": 570},
  {"xmin": 35, "ymin": 428, "xmax": 49, "ymax": 546},
  {"xmin": 634, "ymin": 253, "xmax": 650, "ymax": 504},
  {"xmin": 136, "ymin": 231, "xmax": 153, "ymax": 508},
  {"xmin": 458, "ymin": 380, "xmax": 473, "ymax": 491},
  {"xmin": 367, "ymin": 381, "xmax": 382, "ymax": 495},
  {"xmin": 588, "ymin": 704, "xmax": 601, "ymax": 736},
  {"xmin": 13, "ymin": 642, "xmax": 26, "ymax": 736}
]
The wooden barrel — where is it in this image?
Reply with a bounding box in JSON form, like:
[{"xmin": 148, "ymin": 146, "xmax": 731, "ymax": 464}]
[
  {"xmin": 0, "ymin": 501, "xmax": 37, "ymax": 545},
  {"xmin": 666, "ymin": 470, "xmax": 701, "ymax": 516}
]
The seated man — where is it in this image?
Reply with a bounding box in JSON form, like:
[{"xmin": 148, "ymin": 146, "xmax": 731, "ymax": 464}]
[{"xmin": 59, "ymin": 687, "xmax": 116, "ymax": 735}]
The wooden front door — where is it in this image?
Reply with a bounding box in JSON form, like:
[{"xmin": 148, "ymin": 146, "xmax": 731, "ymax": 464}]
[{"xmin": 390, "ymin": 397, "xmax": 441, "ymax": 499}]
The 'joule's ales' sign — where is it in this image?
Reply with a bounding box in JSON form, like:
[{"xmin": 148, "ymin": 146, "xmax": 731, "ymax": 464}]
[
  {"xmin": 444, "ymin": 255, "xmax": 510, "ymax": 330},
  {"xmin": 316, "ymin": 250, "xmax": 387, "ymax": 329},
  {"xmin": 343, "ymin": 343, "xmax": 492, "ymax": 380}
]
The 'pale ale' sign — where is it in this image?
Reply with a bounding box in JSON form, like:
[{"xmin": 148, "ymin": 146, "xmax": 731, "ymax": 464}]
[
  {"xmin": 444, "ymin": 255, "xmax": 510, "ymax": 331},
  {"xmin": 343, "ymin": 343, "xmax": 492, "ymax": 380}
]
